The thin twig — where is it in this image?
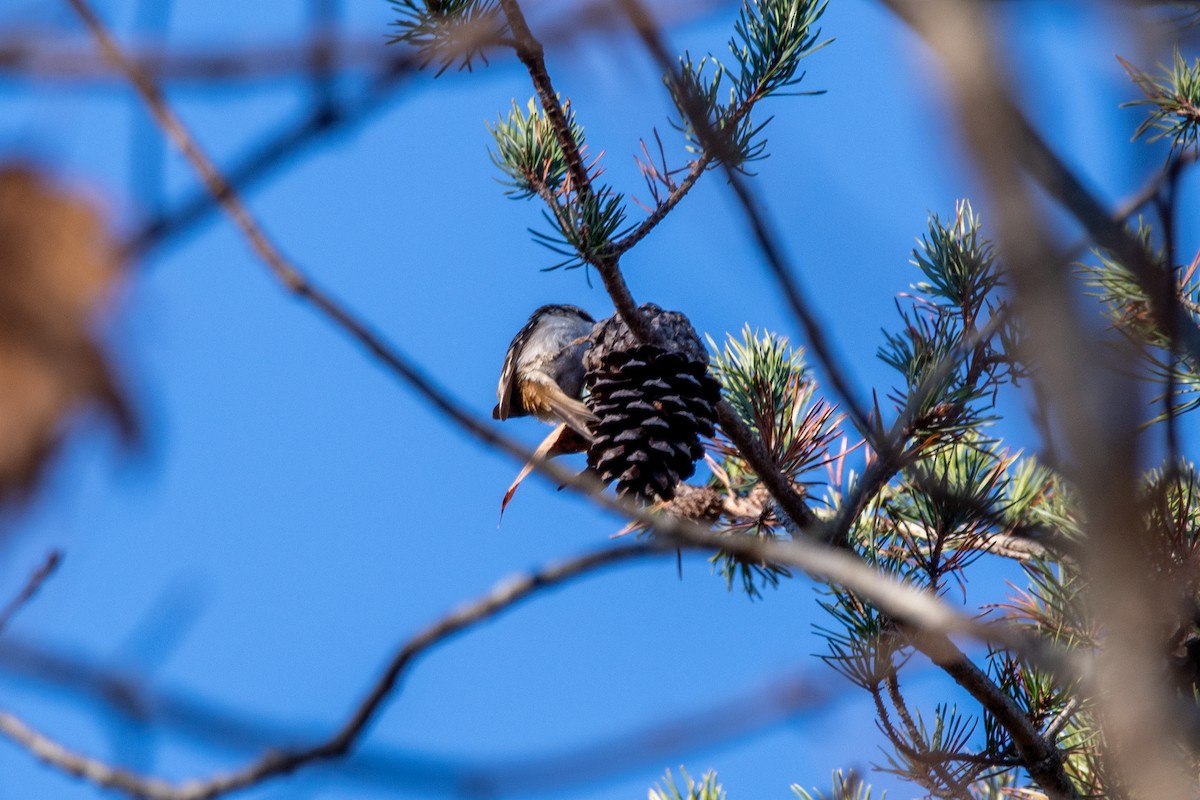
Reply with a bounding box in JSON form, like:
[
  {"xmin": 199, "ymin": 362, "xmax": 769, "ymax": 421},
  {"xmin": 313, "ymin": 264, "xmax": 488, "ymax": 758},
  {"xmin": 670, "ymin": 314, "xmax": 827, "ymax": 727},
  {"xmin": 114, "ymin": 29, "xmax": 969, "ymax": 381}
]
[
  {"xmin": 613, "ymin": 153, "xmax": 713, "ymax": 256},
  {"xmin": 0, "ymin": 551, "xmax": 63, "ymax": 636},
  {"xmin": 885, "ymin": 670, "xmax": 976, "ymax": 799}
]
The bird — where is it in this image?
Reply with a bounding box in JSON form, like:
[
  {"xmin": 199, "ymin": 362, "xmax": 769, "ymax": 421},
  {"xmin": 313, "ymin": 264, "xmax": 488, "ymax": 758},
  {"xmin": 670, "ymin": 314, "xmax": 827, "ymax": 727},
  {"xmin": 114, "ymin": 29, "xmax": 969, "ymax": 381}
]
[{"xmin": 493, "ymin": 304, "xmax": 599, "ymax": 442}]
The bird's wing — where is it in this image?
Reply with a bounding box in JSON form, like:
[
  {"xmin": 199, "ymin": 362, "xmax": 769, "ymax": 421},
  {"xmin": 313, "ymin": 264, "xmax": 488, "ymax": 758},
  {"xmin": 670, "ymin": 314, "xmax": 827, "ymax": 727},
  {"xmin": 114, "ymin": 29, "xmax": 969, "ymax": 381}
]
[{"xmin": 494, "ymin": 315, "xmax": 537, "ymax": 420}]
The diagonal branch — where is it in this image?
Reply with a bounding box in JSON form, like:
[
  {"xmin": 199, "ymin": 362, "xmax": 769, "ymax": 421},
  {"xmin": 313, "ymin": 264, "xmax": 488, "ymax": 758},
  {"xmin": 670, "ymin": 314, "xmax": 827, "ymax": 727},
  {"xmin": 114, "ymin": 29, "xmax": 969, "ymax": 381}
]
[
  {"xmin": 613, "ymin": 152, "xmax": 714, "ymax": 256},
  {"xmin": 908, "ymin": 631, "xmax": 1078, "ymax": 800},
  {"xmin": 125, "ymin": 57, "xmax": 418, "ymax": 259}
]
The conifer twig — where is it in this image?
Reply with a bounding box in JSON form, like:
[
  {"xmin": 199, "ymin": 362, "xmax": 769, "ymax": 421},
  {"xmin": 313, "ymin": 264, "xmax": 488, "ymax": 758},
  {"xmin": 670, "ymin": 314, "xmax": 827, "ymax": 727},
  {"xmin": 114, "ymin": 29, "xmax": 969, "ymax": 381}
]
[{"xmin": 496, "ymin": 0, "xmax": 648, "ymax": 341}]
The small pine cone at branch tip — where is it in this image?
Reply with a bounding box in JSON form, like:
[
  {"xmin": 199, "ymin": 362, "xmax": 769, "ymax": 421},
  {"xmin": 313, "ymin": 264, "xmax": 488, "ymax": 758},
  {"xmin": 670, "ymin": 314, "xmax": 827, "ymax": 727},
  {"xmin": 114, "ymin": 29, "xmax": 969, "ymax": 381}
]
[
  {"xmin": 583, "ymin": 304, "xmax": 721, "ymax": 503},
  {"xmin": 661, "ymin": 483, "xmax": 725, "ymax": 523}
]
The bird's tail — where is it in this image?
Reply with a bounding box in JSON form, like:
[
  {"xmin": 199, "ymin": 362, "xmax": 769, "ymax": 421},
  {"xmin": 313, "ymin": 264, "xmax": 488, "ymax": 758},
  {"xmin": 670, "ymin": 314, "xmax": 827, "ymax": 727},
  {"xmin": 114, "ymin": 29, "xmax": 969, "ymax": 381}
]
[{"xmin": 545, "ymin": 390, "xmax": 598, "ymax": 444}]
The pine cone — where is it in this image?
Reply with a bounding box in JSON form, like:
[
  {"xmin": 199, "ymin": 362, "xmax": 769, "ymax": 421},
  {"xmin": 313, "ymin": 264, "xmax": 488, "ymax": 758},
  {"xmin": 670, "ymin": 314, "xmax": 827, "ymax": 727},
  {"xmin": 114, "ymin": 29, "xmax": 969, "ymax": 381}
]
[
  {"xmin": 583, "ymin": 305, "xmax": 720, "ymax": 503},
  {"xmin": 583, "ymin": 303, "xmax": 708, "ymax": 370}
]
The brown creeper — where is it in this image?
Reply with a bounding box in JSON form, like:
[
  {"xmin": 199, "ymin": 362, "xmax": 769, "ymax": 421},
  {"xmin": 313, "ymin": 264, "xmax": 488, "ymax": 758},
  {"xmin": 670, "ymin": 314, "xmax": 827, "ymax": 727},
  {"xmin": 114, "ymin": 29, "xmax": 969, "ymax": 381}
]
[{"xmin": 493, "ymin": 304, "xmax": 598, "ymax": 442}]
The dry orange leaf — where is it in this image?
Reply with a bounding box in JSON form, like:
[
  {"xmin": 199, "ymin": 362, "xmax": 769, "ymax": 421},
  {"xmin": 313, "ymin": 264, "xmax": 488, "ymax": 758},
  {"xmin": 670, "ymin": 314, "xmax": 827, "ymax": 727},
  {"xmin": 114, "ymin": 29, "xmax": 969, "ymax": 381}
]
[{"xmin": 0, "ymin": 165, "xmax": 134, "ymax": 503}]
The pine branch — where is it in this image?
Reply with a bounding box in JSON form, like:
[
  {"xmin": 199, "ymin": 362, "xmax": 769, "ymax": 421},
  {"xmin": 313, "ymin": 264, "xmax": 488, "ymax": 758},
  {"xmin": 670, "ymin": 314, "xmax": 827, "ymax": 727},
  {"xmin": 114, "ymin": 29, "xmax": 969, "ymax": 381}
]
[
  {"xmin": 495, "ymin": 0, "xmax": 648, "ymax": 339},
  {"xmin": 876, "ymin": 7, "xmax": 1200, "ymax": 798},
  {"xmin": 907, "ymin": 631, "xmax": 1079, "ymax": 800}
]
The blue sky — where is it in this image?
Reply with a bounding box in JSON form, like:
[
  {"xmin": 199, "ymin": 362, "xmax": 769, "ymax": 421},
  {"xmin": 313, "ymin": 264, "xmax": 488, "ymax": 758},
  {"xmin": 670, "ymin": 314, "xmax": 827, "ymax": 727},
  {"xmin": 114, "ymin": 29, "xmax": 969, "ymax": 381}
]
[{"xmin": 0, "ymin": 1, "xmax": 1190, "ymax": 798}]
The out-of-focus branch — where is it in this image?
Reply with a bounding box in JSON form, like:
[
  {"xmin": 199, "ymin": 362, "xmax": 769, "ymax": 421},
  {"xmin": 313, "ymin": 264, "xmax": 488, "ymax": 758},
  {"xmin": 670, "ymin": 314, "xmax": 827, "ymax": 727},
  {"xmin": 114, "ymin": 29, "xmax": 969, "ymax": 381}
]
[
  {"xmin": 880, "ymin": 2, "xmax": 1200, "ymax": 799},
  {"xmin": 0, "ymin": 636, "xmax": 831, "ymax": 797},
  {"xmin": 0, "ymin": 524, "xmax": 1079, "ymax": 800},
  {"xmin": 123, "ymin": 61, "xmax": 416, "ymax": 258},
  {"xmin": 0, "ymin": 36, "xmax": 401, "ymax": 83},
  {"xmin": 0, "ymin": 551, "xmax": 62, "ymax": 636},
  {"xmin": 0, "ymin": 542, "xmax": 667, "ymax": 800}
]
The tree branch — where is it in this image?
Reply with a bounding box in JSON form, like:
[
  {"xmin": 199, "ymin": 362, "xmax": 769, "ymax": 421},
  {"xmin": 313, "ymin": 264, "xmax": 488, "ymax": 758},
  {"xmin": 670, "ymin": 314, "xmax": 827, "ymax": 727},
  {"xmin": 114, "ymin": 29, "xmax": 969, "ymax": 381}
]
[
  {"xmin": 0, "ymin": 543, "xmax": 667, "ymax": 800},
  {"xmin": 125, "ymin": 59, "xmax": 417, "ymax": 258},
  {"xmin": 908, "ymin": 631, "xmax": 1079, "ymax": 800},
  {"xmin": 0, "ymin": 36, "xmax": 402, "ymax": 83},
  {"xmin": 495, "ymin": 0, "xmax": 648, "ymax": 340}
]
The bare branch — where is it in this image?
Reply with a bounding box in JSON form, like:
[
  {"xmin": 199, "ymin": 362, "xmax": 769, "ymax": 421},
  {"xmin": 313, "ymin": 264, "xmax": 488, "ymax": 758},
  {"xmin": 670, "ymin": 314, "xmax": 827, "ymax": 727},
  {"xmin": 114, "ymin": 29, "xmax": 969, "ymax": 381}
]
[
  {"xmin": 123, "ymin": 64, "xmax": 415, "ymax": 258},
  {"xmin": 613, "ymin": 152, "xmax": 713, "ymax": 256},
  {"xmin": 0, "ymin": 551, "xmax": 62, "ymax": 636},
  {"xmin": 0, "ymin": 636, "xmax": 834, "ymax": 797},
  {"xmin": 0, "ymin": 543, "xmax": 666, "ymax": 800},
  {"xmin": 0, "ymin": 36, "xmax": 403, "ymax": 83}
]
